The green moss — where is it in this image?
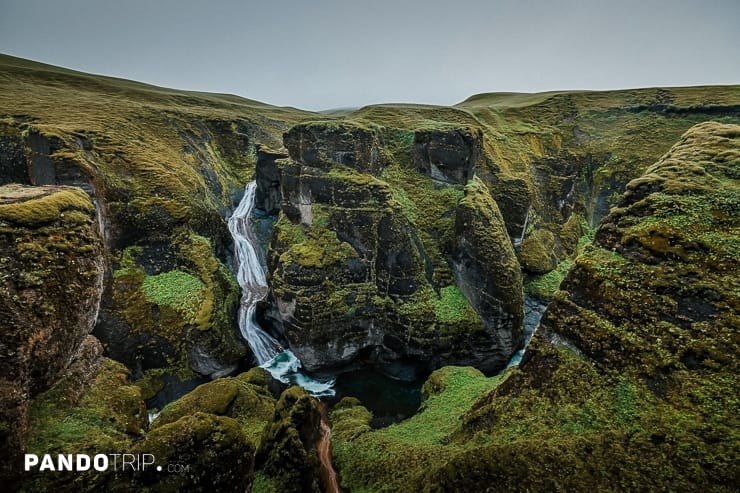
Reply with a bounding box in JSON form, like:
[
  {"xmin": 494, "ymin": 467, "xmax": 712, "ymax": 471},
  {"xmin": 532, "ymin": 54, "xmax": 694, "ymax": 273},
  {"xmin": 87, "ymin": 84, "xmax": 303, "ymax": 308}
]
[
  {"xmin": 434, "ymin": 285, "xmax": 478, "ymax": 325},
  {"xmin": 381, "ymin": 162, "xmax": 464, "ymax": 287},
  {"xmin": 255, "ymin": 386, "xmax": 322, "ymax": 493},
  {"xmin": 274, "ymin": 215, "xmax": 306, "ymax": 244},
  {"xmin": 142, "ymin": 270, "xmax": 205, "ymax": 322},
  {"xmin": 525, "ymin": 258, "xmax": 573, "ymax": 300},
  {"xmin": 177, "ymin": 233, "xmax": 239, "ymax": 331},
  {"xmin": 129, "ymin": 412, "xmax": 255, "ymax": 493},
  {"xmin": 0, "ymin": 185, "xmax": 93, "ymax": 226},
  {"xmin": 332, "ymin": 367, "xmax": 501, "ymax": 492},
  {"xmin": 27, "ymin": 358, "xmax": 145, "ymax": 456},
  {"xmin": 279, "ymin": 216, "xmax": 356, "ymax": 269},
  {"xmin": 251, "ymin": 472, "xmax": 279, "ymax": 493},
  {"xmin": 519, "ymin": 228, "xmax": 558, "ymax": 274},
  {"xmin": 109, "ymin": 232, "xmax": 243, "ymax": 375},
  {"xmin": 133, "ymin": 368, "xmax": 168, "ymax": 401},
  {"xmin": 152, "ymin": 376, "xmax": 276, "ymax": 447}
]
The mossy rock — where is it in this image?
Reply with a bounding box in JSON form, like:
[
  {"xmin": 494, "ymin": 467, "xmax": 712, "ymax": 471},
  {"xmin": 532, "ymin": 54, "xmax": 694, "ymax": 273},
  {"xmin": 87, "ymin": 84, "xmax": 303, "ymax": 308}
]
[
  {"xmin": 518, "ymin": 228, "xmax": 559, "ymax": 274},
  {"xmin": 452, "ymin": 177, "xmax": 524, "ymax": 370},
  {"xmin": 284, "ymin": 120, "xmax": 386, "ymax": 175},
  {"xmin": 102, "ymin": 232, "xmax": 246, "ymax": 377},
  {"xmin": 27, "ymin": 357, "xmax": 146, "ymax": 455},
  {"xmin": 0, "ymin": 184, "xmax": 93, "ymax": 225},
  {"xmin": 128, "ymin": 412, "xmax": 255, "ymax": 493},
  {"xmin": 152, "ymin": 375, "xmax": 276, "ymax": 446},
  {"xmin": 0, "ymin": 184, "xmax": 104, "ymax": 487},
  {"xmin": 22, "ymin": 357, "xmax": 147, "ymax": 492},
  {"xmin": 255, "ymin": 387, "xmax": 322, "ymax": 493}
]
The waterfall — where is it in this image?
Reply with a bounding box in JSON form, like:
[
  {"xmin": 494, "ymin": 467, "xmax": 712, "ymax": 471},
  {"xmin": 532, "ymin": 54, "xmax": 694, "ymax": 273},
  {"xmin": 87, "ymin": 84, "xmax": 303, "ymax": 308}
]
[
  {"xmin": 229, "ymin": 182, "xmax": 335, "ymax": 397},
  {"xmin": 512, "ymin": 207, "xmax": 530, "ymax": 249},
  {"xmin": 228, "ymin": 181, "xmax": 284, "ymax": 363}
]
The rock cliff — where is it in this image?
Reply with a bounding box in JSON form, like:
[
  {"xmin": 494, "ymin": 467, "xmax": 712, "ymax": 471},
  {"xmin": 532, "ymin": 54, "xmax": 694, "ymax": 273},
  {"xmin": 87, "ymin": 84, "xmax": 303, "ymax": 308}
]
[
  {"xmin": 262, "ymin": 122, "xmax": 523, "ymax": 378},
  {"xmin": 0, "ymin": 184, "xmax": 105, "ymax": 486}
]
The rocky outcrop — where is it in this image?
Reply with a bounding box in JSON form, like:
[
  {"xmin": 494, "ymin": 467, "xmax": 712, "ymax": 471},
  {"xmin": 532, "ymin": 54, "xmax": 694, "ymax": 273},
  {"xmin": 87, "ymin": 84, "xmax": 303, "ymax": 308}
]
[
  {"xmin": 130, "ymin": 412, "xmax": 255, "ymax": 493},
  {"xmin": 97, "ymin": 232, "xmax": 248, "ymax": 379},
  {"xmin": 538, "ymin": 121, "xmax": 739, "ymax": 373},
  {"xmin": 255, "ymin": 386, "xmax": 323, "ymax": 493},
  {"xmin": 0, "ymin": 122, "xmax": 31, "ymax": 186},
  {"xmin": 284, "ymin": 121, "xmax": 386, "ymax": 174},
  {"xmin": 414, "ymin": 127, "xmax": 482, "ymax": 184},
  {"xmin": 255, "ymin": 146, "xmax": 287, "ymax": 215},
  {"xmin": 150, "ymin": 370, "xmax": 277, "ymax": 446},
  {"xmin": 453, "ymin": 178, "xmax": 524, "ymax": 370},
  {"xmin": 263, "ymin": 121, "xmax": 524, "ymax": 378},
  {"xmin": 22, "ymin": 357, "xmax": 147, "ymax": 492},
  {"xmin": 0, "ymin": 184, "xmax": 105, "ymax": 485}
]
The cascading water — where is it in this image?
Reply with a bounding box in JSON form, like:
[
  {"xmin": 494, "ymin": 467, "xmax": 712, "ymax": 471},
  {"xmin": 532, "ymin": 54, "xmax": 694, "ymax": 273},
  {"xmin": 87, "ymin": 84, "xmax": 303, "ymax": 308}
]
[
  {"xmin": 229, "ymin": 182, "xmax": 335, "ymax": 397},
  {"xmin": 228, "ymin": 182, "xmax": 283, "ymax": 361}
]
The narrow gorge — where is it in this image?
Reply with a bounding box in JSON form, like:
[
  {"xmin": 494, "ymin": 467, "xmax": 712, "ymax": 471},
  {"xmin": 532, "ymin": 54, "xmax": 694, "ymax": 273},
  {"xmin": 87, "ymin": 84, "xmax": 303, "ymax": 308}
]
[{"xmin": 0, "ymin": 54, "xmax": 737, "ymax": 492}]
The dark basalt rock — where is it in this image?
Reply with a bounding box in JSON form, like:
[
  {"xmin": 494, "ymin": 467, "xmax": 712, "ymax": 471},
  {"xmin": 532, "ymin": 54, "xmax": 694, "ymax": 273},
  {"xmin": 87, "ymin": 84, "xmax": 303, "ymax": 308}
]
[
  {"xmin": 0, "ymin": 122, "xmax": 31, "ymax": 185},
  {"xmin": 284, "ymin": 121, "xmax": 387, "ymax": 175},
  {"xmin": 414, "ymin": 127, "xmax": 482, "ymax": 184},
  {"xmin": 264, "ymin": 122, "xmax": 524, "ymax": 378},
  {"xmin": 255, "ymin": 145, "xmax": 287, "ymax": 215}
]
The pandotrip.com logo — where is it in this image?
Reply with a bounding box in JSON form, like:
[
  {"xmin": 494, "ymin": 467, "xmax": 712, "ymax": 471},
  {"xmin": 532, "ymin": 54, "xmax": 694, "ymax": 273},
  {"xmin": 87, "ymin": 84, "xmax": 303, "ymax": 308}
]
[{"xmin": 24, "ymin": 454, "xmax": 190, "ymax": 474}]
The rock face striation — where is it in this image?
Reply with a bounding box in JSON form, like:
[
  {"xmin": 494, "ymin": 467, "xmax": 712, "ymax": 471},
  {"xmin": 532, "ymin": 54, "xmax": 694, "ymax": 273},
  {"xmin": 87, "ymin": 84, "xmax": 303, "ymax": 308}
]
[{"xmin": 260, "ymin": 121, "xmax": 523, "ymax": 378}]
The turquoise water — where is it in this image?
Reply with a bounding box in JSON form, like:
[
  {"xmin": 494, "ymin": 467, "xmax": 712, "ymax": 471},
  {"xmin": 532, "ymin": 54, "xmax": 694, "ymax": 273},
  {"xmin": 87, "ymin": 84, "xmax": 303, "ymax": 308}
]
[{"xmin": 261, "ymin": 350, "xmax": 336, "ymax": 398}]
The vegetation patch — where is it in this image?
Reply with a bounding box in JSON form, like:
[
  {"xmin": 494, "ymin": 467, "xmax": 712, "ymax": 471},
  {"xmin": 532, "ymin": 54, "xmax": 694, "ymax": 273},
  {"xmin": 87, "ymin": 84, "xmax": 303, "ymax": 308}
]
[
  {"xmin": 434, "ymin": 285, "xmax": 478, "ymax": 325},
  {"xmin": 0, "ymin": 185, "xmax": 93, "ymax": 226},
  {"xmin": 332, "ymin": 367, "xmax": 501, "ymax": 492},
  {"xmin": 142, "ymin": 270, "xmax": 205, "ymax": 323}
]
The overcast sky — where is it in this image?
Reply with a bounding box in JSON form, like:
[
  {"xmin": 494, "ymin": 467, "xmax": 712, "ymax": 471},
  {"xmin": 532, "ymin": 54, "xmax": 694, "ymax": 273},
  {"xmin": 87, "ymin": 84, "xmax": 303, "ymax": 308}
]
[{"xmin": 1, "ymin": 0, "xmax": 738, "ymax": 111}]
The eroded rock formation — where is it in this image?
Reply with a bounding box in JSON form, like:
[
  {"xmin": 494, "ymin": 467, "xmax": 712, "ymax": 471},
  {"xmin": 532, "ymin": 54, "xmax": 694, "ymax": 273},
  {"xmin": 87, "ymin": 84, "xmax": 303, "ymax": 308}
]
[{"xmin": 261, "ymin": 122, "xmax": 523, "ymax": 378}]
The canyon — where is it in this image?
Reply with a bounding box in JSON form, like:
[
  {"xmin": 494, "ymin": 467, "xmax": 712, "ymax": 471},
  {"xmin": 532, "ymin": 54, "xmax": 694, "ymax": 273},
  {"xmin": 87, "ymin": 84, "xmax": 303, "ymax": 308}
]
[{"xmin": 0, "ymin": 53, "xmax": 738, "ymax": 492}]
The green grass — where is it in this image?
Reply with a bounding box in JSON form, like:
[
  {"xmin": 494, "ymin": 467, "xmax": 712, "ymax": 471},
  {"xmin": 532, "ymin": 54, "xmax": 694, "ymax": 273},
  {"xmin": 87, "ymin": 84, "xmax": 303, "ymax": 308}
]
[
  {"xmin": 142, "ymin": 270, "xmax": 205, "ymax": 322},
  {"xmin": 434, "ymin": 285, "xmax": 478, "ymax": 324},
  {"xmin": 332, "ymin": 367, "xmax": 502, "ymax": 492}
]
